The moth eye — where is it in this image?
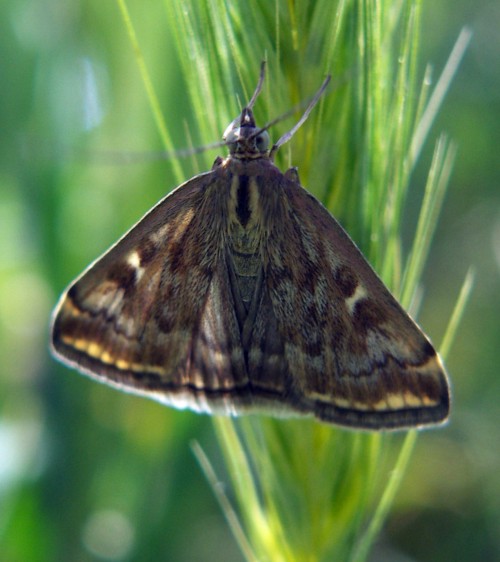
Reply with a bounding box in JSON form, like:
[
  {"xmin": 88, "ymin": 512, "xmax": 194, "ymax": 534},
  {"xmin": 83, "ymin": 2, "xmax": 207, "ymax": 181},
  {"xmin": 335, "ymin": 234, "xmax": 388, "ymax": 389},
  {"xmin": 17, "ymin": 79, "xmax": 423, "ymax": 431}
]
[
  {"xmin": 223, "ymin": 119, "xmax": 239, "ymax": 145},
  {"xmin": 255, "ymin": 130, "xmax": 270, "ymax": 152}
]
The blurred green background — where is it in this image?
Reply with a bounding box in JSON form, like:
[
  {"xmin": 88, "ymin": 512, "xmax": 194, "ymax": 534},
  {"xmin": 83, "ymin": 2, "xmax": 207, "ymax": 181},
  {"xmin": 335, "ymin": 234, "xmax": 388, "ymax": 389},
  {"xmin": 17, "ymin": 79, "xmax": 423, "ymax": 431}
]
[{"xmin": 1, "ymin": 1, "xmax": 499, "ymax": 561}]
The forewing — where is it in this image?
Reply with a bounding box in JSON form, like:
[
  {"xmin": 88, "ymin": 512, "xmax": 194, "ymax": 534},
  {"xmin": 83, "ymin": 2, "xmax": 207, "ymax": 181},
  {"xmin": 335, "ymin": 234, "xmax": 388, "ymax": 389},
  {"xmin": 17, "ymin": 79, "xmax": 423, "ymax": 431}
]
[
  {"xmin": 51, "ymin": 171, "xmax": 248, "ymax": 411},
  {"xmin": 264, "ymin": 175, "xmax": 450, "ymax": 429}
]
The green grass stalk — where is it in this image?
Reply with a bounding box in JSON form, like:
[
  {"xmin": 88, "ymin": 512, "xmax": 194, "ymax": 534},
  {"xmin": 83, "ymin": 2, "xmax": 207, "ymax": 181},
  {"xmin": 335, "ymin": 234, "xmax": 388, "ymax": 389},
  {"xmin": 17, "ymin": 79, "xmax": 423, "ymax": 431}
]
[{"xmin": 118, "ymin": 1, "xmax": 470, "ymax": 559}]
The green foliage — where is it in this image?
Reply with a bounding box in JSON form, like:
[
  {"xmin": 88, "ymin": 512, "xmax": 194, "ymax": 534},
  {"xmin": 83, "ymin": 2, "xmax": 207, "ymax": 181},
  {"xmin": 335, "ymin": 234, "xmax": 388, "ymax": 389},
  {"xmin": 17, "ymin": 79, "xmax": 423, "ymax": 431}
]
[
  {"xmin": 146, "ymin": 1, "xmax": 470, "ymax": 561},
  {"xmin": 1, "ymin": 0, "xmax": 489, "ymax": 561}
]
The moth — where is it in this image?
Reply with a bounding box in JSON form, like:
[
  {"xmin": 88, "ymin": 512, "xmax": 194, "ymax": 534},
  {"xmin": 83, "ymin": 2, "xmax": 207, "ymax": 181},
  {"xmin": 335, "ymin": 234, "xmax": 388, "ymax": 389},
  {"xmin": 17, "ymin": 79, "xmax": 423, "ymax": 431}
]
[{"xmin": 51, "ymin": 64, "xmax": 450, "ymax": 430}]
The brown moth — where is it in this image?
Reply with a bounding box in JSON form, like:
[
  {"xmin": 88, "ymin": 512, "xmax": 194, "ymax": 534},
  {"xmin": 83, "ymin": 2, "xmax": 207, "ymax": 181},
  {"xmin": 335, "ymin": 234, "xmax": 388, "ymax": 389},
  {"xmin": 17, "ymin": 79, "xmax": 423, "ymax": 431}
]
[{"xmin": 51, "ymin": 65, "xmax": 450, "ymax": 429}]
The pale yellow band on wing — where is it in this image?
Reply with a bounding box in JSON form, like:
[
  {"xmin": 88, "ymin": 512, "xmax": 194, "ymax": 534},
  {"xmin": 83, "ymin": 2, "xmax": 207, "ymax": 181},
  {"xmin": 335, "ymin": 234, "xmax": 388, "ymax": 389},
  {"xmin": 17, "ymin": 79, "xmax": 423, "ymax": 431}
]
[
  {"xmin": 61, "ymin": 334, "xmax": 235, "ymax": 390},
  {"xmin": 61, "ymin": 334, "xmax": 167, "ymax": 376},
  {"xmin": 312, "ymin": 391, "xmax": 439, "ymax": 411},
  {"xmin": 309, "ymin": 354, "xmax": 443, "ymax": 410}
]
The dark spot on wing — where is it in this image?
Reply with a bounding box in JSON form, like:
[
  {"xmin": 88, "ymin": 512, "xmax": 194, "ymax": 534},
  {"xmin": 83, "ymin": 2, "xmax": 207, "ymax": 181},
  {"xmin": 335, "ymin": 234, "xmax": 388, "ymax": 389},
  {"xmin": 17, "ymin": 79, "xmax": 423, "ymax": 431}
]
[
  {"xmin": 334, "ymin": 265, "xmax": 358, "ymax": 297},
  {"xmin": 353, "ymin": 299, "xmax": 387, "ymax": 332},
  {"xmin": 139, "ymin": 239, "xmax": 156, "ymax": 264},
  {"xmin": 108, "ymin": 263, "xmax": 137, "ymax": 291}
]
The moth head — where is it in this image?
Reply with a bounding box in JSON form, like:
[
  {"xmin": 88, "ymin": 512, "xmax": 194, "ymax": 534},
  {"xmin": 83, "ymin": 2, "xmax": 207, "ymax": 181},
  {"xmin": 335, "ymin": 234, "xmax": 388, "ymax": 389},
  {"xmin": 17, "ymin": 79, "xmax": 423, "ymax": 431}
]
[{"xmin": 223, "ymin": 107, "xmax": 270, "ymax": 158}]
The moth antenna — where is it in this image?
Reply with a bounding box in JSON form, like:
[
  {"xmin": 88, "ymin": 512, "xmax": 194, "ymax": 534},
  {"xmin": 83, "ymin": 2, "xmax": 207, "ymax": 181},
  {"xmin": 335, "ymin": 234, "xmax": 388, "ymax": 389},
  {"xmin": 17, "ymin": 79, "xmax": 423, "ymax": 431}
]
[
  {"xmin": 246, "ymin": 61, "xmax": 266, "ymax": 109},
  {"xmin": 78, "ymin": 141, "xmax": 228, "ymax": 166},
  {"xmin": 269, "ymin": 75, "xmax": 331, "ymax": 160}
]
